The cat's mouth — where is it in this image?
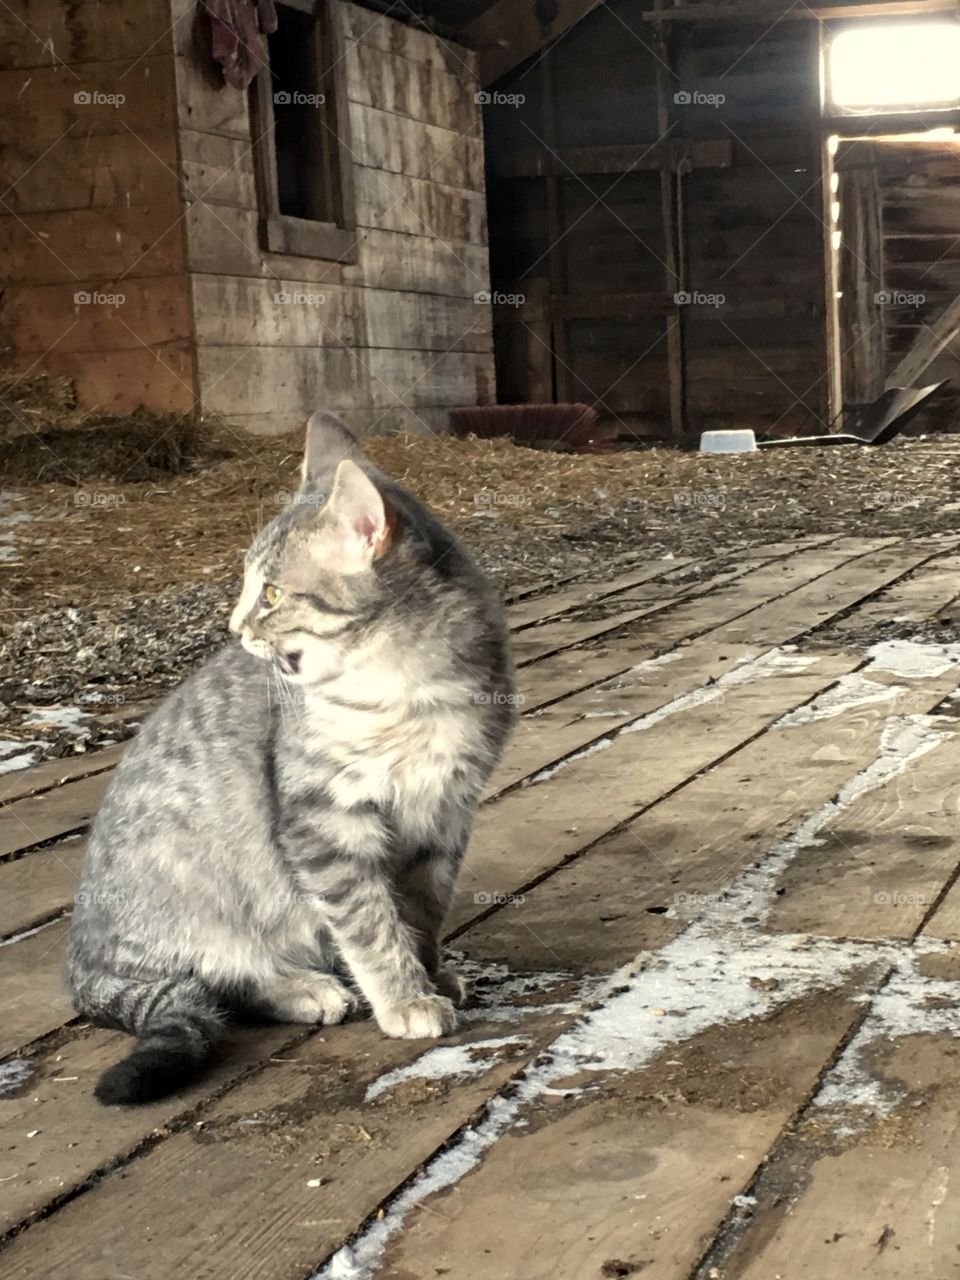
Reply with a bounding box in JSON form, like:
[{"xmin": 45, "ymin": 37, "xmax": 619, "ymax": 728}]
[{"xmin": 278, "ymin": 650, "xmax": 302, "ymax": 677}]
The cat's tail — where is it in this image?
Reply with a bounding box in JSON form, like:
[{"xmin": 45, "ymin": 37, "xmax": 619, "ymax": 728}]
[{"xmin": 72, "ymin": 970, "xmax": 223, "ymax": 1105}]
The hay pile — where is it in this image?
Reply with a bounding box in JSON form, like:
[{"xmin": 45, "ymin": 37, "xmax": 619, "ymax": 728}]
[
  {"xmin": 0, "ymin": 370, "xmax": 75, "ymax": 441},
  {"xmin": 0, "ymin": 365, "xmax": 236, "ymax": 484}
]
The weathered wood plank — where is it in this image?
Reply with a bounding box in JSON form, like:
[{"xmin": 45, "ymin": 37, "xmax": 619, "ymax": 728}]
[
  {"xmin": 340, "ymin": 3, "xmax": 477, "ymax": 77},
  {"xmin": 376, "ymin": 991, "xmax": 879, "ymax": 1280},
  {"xmin": 347, "ymin": 101, "xmax": 484, "ymax": 191},
  {"xmin": 0, "ymin": 132, "xmax": 179, "ymax": 215},
  {"xmin": 505, "ymin": 559, "xmax": 692, "ymax": 630},
  {"xmin": 26, "ymin": 344, "xmax": 196, "ymax": 414},
  {"xmin": 767, "ymin": 718, "xmax": 960, "ymax": 941},
  {"xmin": 173, "ymin": 54, "xmax": 248, "ymax": 139},
  {"xmin": 0, "ymin": 1021, "xmax": 317, "ymax": 1232},
  {"xmin": 0, "ymin": 745, "xmax": 125, "ymax": 807},
  {"xmin": 0, "ymin": 1017, "xmax": 555, "ymax": 1272},
  {"xmin": 189, "ymin": 276, "xmax": 491, "ymax": 354},
  {"xmin": 4, "ymin": 277, "xmax": 192, "ymax": 355},
  {"xmin": 0, "ymin": 205, "xmax": 185, "ymax": 286},
  {"xmin": 0, "ymin": 920, "xmax": 73, "ymax": 1059},
  {"xmin": 345, "ymin": 38, "xmax": 477, "ymax": 135},
  {"xmin": 1, "ymin": 0, "xmax": 174, "ymax": 68},
  {"xmin": 0, "ymin": 841, "xmax": 84, "ymax": 939},
  {"xmin": 826, "ymin": 549, "xmax": 960, "ymax": 635},
  {"xmin": 0, "ymin": 59, "xmax": 176, "ymax": 142},
  {"xmin": 709, "ymin": 1030, "xmax": 960, "ymax": 1278},
  {"xmin": 353, "ymin": 166, "xmax": 488, "ymax": 244},
  {"xmin": 194, "ymin": 346, "xmax": 492, "ymax": 418},
  {"xmin": 185, "ymin": 206, "xmax": 489, "ymax": 296},
  {"xmin": 0, "ymin": 773, "xmax": 114, "ymax": 859}
]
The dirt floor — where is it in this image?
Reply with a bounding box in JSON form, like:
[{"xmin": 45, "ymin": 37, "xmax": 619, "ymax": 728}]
[{"xmin": 3, "ymin": 392, "xmax": 960, "ymax": 768}]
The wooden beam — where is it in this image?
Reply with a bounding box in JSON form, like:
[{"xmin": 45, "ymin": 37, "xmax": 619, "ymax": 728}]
[
  {"xmin": 644, "ymin": 0, "xmax": 958, "ymax": 22},
  {"xmin": 837, "ymin": 141, "xmax": 885, "ymax": 404},
  {"xmin": 493, "ymin": 138, "xmax": 733, "ymax": 179},
  {"xmin": 541, "ymin": 47, "xmax": 571, "ymax": 402},
  {"xmin": 652, "ymin": 22, "xmax": 686, "ymax": 442},
  {"xmin": 821, "ymin": 110, "xmax": 960, "ymax": 137},
  {"xmin": 466, "ymin": 0, "xmax": 607, "ymax": 86},
  {"xmin": 887, "ymin": 292, "xmax": 960, "ymax": 387}
]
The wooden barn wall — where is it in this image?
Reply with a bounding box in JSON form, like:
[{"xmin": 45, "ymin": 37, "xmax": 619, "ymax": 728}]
[
  {"xmin": 484, "ymin": 2, "xmax": 669, "ymax": 437},
  {"xmin": 0, "ymin": 0, "xmax": 194, "ymax": 413},
  {"xmin": 485, "ymin": 2, "xmax": 829, "ymax": 439},
  {"xmin": 175, "ymin": 0, "xmax": 493, "ymax": 435},
  {"xmin": 674, "ymin": 19, "xmax": 827, "ymax": 436},
  {"xmin": 876, "ymin": 139, "xmax": 960, "ymax": 428}
]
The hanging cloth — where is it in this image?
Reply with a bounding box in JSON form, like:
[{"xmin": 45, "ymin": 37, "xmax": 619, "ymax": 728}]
[{"xmin": 200, "ymin": 0, "xmax": 279, "ymax": 91}]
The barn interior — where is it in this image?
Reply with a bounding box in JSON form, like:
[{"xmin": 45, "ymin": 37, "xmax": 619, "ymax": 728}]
[{"xmin": 4, "ymin": 2, "xmax": 960, "ymax": 1277}]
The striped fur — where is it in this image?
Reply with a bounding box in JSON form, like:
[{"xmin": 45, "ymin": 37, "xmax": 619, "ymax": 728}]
[{"xmin": 66, "ymin": 412, "xmax": 516, "ymax": 1105}]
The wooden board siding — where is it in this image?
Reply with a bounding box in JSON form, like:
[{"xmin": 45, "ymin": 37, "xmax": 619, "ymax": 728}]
[
  {"xmin": 484, "ymin": 6, "xmax": 829, "ymax": 439},
  {"xmin": 0, "ymin": 0, "xmax": 491, "ymax": 430},
  {"xmin": 862, "ymin": 138, "xmax": 960, "ymax": 430},
  {"xmin": 178, "ymin": 0, "xmax": 494, "ymax": 434},
  {"xmin": 0, "ymin": 23, "xmax": 195, "ymax": 414}
]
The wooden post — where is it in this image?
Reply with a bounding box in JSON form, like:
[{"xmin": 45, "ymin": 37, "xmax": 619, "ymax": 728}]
[
  {"xmin": 836, "ymin": 141, "xmax": 885, "ymax": 405},
  {"xmin": 542, "ymin": 48, "xmax": 573, "ymax": 403},
  {"xmin": 653, "ymin": 21, "xmax": 686, "ymax": 441}
]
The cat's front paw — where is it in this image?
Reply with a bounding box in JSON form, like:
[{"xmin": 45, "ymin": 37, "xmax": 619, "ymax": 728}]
[
  {"xmin": 377, "ymin": 994, "xmax": 457, "ymax": 1039},
  {"xmin": 434, "ymin": 964, "xmax": 469, "ymax": 1007}
]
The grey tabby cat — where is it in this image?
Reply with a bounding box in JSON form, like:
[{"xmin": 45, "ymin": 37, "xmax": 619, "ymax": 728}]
[{"xmin": 66, "ymin": 412, "xmax": 515, "ymax": 1105}]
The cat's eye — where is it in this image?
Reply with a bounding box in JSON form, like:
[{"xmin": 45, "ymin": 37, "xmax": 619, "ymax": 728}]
[{"xmin": 261, "ymin": 584, "xmax": 282, "ymax": 609}]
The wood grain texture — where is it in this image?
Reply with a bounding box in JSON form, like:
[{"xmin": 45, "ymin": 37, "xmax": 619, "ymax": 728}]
[{"xmin": 7, "ymin": 538, "xmax": 960, "ymax": 1270}]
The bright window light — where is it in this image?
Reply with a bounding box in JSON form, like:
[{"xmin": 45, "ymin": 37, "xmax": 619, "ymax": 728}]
[{"xmin": 829, "ymin": 23, "xmax": 960, "ymax": 112}]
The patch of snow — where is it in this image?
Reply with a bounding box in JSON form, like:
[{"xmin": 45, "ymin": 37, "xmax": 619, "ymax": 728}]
[
  {"xmin": 776, "ymin": 639, "xmax": 960, "ymax": 728},
  {"xmin": 24, "ymin": 706, "xmax": 90, "ymax": 732},
  {"xmin": 721, "ymin": 648, "xmax": 819, "ymax": 685},
  {"xmin": 365, "ymin": 1036, "xmax": 530, "ymax": 1102},
  {"xmin": 774, "ymin": 672, "xmax": 904, "ymax": 727},
  {"xmin": 0, "ymin": 1058, "xmax": 32, "ymax": 1098},
  {"xmin": 866, "ymin": 637, "xmax": 960, "ymax": 679},
  {"xmin": 706, "ymin": 716, "xmax": 954, "ymax": 927},
  {"xmin": 0, "ymin": 750, "xmax": 40, "ymax": 775},
  {"xmin": 814, "ymin": 947, "xmax": 960, "ymax": 1127},
  {"xmin": 530, "ymin": 737, "xmax": 612, "ymax": 783},
  {"xmin": 0, "ymin": 916, "xmax": 66, "ymax": 948}
]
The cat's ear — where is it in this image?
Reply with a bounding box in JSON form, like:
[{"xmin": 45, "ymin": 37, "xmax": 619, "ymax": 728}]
[
  {"xmin": 325, "ymin": 460, "xmax": 394, "ymax": 570},
  {"xmin": 301, "ymin": 410, "xmax": 360, "ymax": 488}
]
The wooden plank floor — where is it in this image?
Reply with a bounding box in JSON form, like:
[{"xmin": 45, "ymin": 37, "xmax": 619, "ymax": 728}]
[{"xmin": 3, "ymin": 533, "xmax": 960, "ymax": 1279}]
